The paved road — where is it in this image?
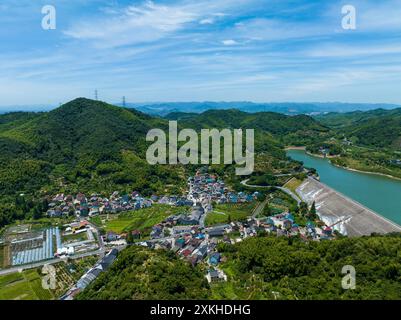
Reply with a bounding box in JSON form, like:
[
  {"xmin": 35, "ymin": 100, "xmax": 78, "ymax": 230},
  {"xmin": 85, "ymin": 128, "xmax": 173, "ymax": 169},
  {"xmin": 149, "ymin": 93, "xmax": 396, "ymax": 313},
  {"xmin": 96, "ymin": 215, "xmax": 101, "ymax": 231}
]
[{"xmin": 241, "ymin": 179, "xmax": 302, "ymax": 204}]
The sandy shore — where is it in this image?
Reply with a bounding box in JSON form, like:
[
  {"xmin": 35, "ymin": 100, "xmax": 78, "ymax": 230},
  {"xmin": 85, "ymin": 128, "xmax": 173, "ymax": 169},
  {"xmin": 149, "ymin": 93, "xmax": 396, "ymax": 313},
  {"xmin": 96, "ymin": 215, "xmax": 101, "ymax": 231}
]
[{"xmin": 284, "ymin": 146, "xmax": 306, "ymax": 151}]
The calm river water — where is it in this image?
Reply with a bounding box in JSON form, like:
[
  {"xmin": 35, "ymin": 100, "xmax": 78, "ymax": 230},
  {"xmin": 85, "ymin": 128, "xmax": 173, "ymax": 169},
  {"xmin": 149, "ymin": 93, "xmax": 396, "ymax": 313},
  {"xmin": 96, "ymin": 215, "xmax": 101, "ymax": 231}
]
[{"xmin": 287, "ymin": 149, "xmax": 401, "ymax": 225}]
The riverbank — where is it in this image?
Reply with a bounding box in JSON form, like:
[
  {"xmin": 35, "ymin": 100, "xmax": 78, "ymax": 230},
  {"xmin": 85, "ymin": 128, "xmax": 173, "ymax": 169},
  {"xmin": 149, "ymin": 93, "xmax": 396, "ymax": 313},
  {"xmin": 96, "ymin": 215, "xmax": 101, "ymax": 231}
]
[
  {"xmin": 330, "ymin": 161, "xmax": 401, "ymax": 182},
  {"xmin": 287, "ymin": 149, "xmax": 401, "ymax": 225},
  {"xmin": 286, "ymin": 146, "xmax": 401, "ymax": 181},
  {"xmin": 284, "ymin": 146, "xmax": 306, "ymax": 151}
]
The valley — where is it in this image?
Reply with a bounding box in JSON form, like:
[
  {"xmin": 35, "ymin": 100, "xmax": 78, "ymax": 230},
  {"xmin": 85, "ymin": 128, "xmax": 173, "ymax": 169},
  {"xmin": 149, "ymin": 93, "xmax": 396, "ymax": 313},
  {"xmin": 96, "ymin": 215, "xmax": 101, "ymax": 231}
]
[{"xmin": 1, "ymin": 98, "xmax": 401, "ymax": 301}]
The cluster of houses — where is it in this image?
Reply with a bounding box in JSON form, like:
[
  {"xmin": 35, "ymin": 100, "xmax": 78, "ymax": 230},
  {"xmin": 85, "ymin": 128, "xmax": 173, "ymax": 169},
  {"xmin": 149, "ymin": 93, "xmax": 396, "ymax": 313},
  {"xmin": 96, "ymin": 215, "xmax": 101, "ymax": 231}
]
[
  {"xmin": 46, "ymin": 191, "xmax": 153, "ymax": 218},
  {"xmin": 187, "ymin": 172, "xmax": 258, "ymax": 205},
  {"xmin": 138, "ymin": 209, "xmax": 336, "ymax": 283},
  {"xmin": 390, "ymin": 159, "xmax": 401, "ymax": 166},
  {"xmin": 138, "ymin": 225, "xmax": 229, "ymax": 283},
  {"xmin": 255, "ymin": 213, "xmax": 335, "ymax": 240}
]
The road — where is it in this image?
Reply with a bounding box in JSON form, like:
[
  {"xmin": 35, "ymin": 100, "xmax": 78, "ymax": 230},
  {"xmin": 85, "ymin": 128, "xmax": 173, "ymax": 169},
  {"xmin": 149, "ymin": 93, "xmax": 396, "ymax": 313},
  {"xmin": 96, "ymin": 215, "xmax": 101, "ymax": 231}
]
[{"xmin": 241, "ymin": 179, "xmax": 302, "ymax": 204}]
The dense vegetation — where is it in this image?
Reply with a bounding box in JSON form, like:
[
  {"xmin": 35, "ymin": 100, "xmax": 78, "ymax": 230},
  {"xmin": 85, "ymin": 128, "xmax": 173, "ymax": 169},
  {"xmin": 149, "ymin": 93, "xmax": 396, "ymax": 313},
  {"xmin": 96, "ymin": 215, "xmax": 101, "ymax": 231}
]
[
  {"xmin": 213, "ymin": 234, "xmax": 401, "ymax": 299},
  {"xmin": 76, "ymin": 246, "xmax": 210, "ymax": 300},
  {"xmin": 0, "ymin": 98, "xmax": 325, "ymax": 228},
  {"xmin": 0, "ymin": 99, "xmax": 186, "ymax": 228},
  {"xmin": 176, "ymin": 109, "xmax": 329, "ymax": 146},
  {"xmin": 315, "ymin": 108, "xmax": 401, "ymax": 150},
  {"xmin": 309, "ymin": 108, "xmax": 401, "ymax": 179},
  {"xmin": 76, "ymin": 234, "xmax": 401, "ymax": 300}
]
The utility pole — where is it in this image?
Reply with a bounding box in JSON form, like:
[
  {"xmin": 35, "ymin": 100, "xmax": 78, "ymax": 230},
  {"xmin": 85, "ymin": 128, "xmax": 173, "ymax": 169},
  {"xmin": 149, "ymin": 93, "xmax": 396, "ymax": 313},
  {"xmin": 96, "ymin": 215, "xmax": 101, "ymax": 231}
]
[
  {"xmin": 122, "ymin": 96, "xmax": 126, "ymax": 107},
  {"xmin": 95, "ymin": 89, "xmax": 98, "ymax": 101}
]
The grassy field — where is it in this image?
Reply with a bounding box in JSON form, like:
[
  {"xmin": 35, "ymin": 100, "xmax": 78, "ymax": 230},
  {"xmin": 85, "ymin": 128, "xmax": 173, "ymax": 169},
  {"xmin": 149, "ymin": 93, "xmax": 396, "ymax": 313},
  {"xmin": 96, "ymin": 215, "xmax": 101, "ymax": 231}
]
[
  {"xmin": 100, "ymin": 204, "xmax": 187, "ymax": 235},
  {"xmin": 283, "ymin": 177, "xmax": 304, "ymax": 195},
  {"xmin": 0, "ymin": 255, "xmax": 99, "ymax": 300},
  {"xmin": 0, "ymin": 245, "xmax": 4, "ymax": 268},
  {"xmin": 0, "ymin": 269, "xmax": 54, "ymax": 300},
  {"xmin": 62, "ymin": 231, "xmax": 88, "ymax": 243},
  {"xmin": 205, "ymin": 202, "xmax": 257, "ymax": 226}
]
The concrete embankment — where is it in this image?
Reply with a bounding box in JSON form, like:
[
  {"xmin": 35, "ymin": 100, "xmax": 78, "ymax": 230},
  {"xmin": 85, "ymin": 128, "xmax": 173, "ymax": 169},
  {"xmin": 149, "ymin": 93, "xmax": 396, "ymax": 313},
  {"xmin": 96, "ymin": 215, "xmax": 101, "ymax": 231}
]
[{"xmin": 296, "ymin": 177, "xmax": 401, "ymax": 237}]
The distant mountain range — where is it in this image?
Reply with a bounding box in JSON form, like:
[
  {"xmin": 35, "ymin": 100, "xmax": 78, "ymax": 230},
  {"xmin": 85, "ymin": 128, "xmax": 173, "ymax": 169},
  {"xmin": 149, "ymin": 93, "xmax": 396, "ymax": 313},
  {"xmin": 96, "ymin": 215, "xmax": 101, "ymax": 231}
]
[
  {"xmin": 2, "ymin": 101, "xmax": 400, "ymax": 116},
  {"xmin": 121, "ymin": 102, "xmax": 401, "ymax": 116}
]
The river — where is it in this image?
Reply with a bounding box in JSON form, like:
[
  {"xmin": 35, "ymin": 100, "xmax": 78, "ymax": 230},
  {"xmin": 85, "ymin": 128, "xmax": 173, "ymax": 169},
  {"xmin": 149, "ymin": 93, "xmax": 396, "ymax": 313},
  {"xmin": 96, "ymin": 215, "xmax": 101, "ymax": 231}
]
[{"xmin": 287, "ymin": 149, "xmax": 401, "ymax": 225}]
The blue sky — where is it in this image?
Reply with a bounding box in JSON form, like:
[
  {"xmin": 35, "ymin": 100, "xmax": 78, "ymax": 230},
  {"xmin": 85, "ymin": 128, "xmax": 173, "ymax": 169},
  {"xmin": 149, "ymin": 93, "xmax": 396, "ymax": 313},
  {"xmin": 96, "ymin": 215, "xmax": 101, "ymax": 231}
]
[{"xmin": 1, "ymin": 0, "xmax": 401, "ymax": 106}]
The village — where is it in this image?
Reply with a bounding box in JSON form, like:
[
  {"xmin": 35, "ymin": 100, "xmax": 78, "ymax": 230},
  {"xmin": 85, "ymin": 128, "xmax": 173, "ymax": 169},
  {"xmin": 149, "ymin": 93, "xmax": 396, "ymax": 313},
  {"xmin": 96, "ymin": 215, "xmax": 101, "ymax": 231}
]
[
  {"xmin": 101, "ymin": 171, "xmax": 336, "ymax": 284},
  {"xmin": 1, "ymin": 170, "xmax": 337, "ymax": 298}
]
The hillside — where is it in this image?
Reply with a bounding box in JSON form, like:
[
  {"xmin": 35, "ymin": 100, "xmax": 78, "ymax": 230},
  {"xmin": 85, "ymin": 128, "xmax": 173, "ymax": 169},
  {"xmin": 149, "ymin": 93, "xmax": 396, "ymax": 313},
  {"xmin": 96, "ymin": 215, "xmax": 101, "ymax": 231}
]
[
  {"xmin": 0, "ymin": 98, "xmax": 182, "ymax": 198},
  {"xmin": 0, "ymin": 99, "xmax": 328, "ymax": 198},
  {"xmin": 176, "ymin": 109, "xmax": 330, "ymax": 146},
  {"xmin": 315, "ymin": 108, "xmax": 401, "ymax": 150},
  {"xmin": 76, "ymin": 234, "xmax": 401, "ymax": 300},
  {"xmin": 212, "ymin": 234, "xmax": 401, "ymax": 299},
  {"xmin": 76, "ymin": 246, "xmax": 210, "ymax": 300},
  {"xmin": 0, "ymin": 98, "xmax": 328, "ymax": 228}
]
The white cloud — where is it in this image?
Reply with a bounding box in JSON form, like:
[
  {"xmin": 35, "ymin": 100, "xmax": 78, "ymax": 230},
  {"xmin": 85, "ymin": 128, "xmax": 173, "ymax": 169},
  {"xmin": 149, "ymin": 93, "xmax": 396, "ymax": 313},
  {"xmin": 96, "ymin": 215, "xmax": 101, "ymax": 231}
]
[
  {"xmin": 222, "ymin": 39, "xmax": 239, "ymax": 46},
  {"xmin": 63, "ymin": 0, "xmax": 242, "ymax": 48},
  {"xmin": 64, "ymin": 1, "xmax": 199, "ymax": 47},
  {"xmin": 307, "ymin": 43, "xmax": 401, "ymax": 58},
  {"xmin": 199, "ymin": 18, "xmax": 214, "ymax": 25}
]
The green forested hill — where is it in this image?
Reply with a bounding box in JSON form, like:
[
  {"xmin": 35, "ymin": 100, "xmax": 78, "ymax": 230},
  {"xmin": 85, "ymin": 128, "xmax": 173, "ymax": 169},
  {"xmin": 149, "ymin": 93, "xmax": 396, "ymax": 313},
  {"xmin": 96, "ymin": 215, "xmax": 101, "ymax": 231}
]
[
  {"xmin": 315, "ymin": 108, "xmax": 401, "ymax": 150},
  {"xmin": 0, "ymin": 98, "xmax": 327, "ymax": 227},
  {"xmin": 315, "ymin": 108, "xmax": 401, "ymax": 128},
  {"xmin": 77, "ymin": 234, "xmax": 401, "ymax": 300},
  {"xmin": 76, "ymin": 246, "xmax": 211, "ymax": 300},
  {"xmin": 0, "ymin": 99, "xmax": 184, "ymax": 228},
  {"xmin": 0, "ymin": 98, "xmax": 327, "ymax": 199},
  {"xmin": 213, "ymin": 234, "xmax": 401, "ymax": 299},
  {"xmin": 0, "ymin": 98, "xmax": 166, "ymax": 162},
  {"xmin": 0, "ymin": 111, "xmax": 42, "ymax": 129},
  {"xmin": 175, "ymin": 109, "xmax": 329, "ymax": 146}
]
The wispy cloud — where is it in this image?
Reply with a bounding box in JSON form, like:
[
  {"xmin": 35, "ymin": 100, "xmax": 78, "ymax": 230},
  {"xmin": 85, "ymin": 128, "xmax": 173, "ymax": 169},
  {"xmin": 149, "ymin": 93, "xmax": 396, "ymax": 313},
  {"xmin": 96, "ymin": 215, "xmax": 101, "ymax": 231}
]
[
  {"xmin": 222, "ymin": 39, "xmax": 239, "ymax": 46},
  {"xmin": 1, "ymin": 0, "xmax": 401, "ymax": 105},
  {"xmin": 64, "ymin": 1, "xmax": 198, "ymax": 47}
]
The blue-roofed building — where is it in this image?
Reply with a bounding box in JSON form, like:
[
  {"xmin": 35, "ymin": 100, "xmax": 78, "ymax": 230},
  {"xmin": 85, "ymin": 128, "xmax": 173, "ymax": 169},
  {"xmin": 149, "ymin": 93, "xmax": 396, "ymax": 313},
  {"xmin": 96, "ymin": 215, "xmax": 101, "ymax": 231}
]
[
  {"xmin": 209, "ymin": 252, "xmax": 221, "ymax": 265},
  {"xmin": 285, "ymin": 213, "xmax": 295, "ymax": 222}
]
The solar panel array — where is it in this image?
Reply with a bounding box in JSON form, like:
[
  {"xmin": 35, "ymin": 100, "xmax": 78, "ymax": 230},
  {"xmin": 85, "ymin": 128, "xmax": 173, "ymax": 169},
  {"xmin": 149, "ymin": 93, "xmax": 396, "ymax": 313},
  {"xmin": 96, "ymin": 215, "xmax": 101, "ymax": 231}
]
[{"xmin": 11, "ymin": 227, "xmax": 62, "ymax": 266}]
